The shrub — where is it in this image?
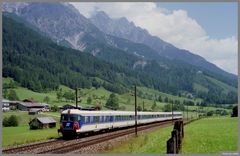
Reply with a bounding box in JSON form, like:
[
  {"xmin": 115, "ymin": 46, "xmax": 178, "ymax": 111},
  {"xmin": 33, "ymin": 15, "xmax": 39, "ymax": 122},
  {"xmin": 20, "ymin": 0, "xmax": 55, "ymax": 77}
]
[
  {"xmin": 29, "ymin": 121, "xmax": 39, "ymax": 130},
  {"xmin": 3, "ymin": 117, "xmax": 9, "ymax": 127},
  {"xmin": 207, "ymin": 111, "xmax": 214, "ymax": 116},
  {"xmin": 3, "ymin": 115, "xmax": 18, "ymax": 127}
]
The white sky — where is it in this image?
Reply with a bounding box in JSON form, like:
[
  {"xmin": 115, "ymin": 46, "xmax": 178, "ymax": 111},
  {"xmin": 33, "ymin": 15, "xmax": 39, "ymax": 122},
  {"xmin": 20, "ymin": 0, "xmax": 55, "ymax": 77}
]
[{"xmin": 71, "ymin": 2, "xmax": 238, "ymax": 75}]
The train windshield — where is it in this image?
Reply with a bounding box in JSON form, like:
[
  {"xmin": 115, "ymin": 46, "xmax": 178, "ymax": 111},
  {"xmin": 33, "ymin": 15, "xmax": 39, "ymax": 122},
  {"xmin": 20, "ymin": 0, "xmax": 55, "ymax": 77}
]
[{"xmin": 61, "ymin": 114, "xmax": 79, "ymax": 122}]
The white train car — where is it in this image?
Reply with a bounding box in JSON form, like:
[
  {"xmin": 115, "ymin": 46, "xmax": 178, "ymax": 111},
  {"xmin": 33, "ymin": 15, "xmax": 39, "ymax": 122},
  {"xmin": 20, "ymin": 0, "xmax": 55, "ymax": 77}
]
[{"xmin": 58, "ymin": 109, "xmax": 182, "ymax": 137}]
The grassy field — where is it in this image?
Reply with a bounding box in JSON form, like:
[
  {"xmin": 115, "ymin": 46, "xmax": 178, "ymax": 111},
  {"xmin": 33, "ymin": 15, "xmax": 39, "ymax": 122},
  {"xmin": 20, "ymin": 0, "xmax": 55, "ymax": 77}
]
[
  {"xmin": 2, "ymin": 126, "xmax": 59, "ymax": 147},
  {"xmin": 181, "ymin": 117, "xmax": 238, "ymax": 154},
  {"xmin": 102, "ymin": 126, "xmax": 174, "ymax": 154},
  {"xmin": 103, "ymin": 117, "xmax": 237, "ymax": 154},
  {"xmin": 2, "ymin": 111, "xmax": 61, "ymax": 147}
]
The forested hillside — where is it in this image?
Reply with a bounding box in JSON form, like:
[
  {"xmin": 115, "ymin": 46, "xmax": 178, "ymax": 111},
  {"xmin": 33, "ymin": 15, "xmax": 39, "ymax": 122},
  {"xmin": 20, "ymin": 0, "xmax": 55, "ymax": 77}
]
[{"xmin": 2, "ymin": 14, "xmax": 237, "ymax": 104}]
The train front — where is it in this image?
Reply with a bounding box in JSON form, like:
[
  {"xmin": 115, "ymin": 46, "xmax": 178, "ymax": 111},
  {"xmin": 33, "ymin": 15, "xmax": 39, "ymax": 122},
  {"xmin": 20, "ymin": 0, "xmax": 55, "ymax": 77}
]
[{"xmin": 58, "ymin": 109, "xmax": 81, "ymax": 138}]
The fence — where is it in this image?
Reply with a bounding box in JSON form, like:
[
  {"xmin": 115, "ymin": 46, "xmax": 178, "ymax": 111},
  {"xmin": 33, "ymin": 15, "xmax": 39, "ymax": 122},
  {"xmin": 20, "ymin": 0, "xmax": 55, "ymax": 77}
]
[{"xmin": 166, "ymin": 120, "xmax": 184, "ymax": 154}]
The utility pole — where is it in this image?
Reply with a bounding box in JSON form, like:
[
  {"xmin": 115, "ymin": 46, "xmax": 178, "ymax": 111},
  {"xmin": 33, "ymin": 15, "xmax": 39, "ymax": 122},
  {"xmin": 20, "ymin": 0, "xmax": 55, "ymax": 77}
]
[
  {"xmin": 134, "ymin": 85, "xmax": 137, "ymax": 137},
  {"xmin": 75, "ymin": 88, "xmax": 81, "ymax": 109}
]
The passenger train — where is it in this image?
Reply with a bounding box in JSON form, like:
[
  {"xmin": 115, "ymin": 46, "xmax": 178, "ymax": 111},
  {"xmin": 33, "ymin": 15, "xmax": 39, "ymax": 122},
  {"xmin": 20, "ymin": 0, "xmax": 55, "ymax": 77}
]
[{"xmin": 58, "ymin": 109, "xmax": 182, "ymax": 137}]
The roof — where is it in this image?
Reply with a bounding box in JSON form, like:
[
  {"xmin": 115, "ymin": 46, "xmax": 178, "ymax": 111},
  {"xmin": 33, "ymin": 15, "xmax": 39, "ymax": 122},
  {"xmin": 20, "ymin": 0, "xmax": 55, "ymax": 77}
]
[
  {"xmin": 2, "ymin": 99, "xmax": 10, "ymax": 103},
  {"xmin": 61, "ymin": 109, "xmax": 182, "ymax": 116},
  {"xmin": 36, "ymin": 117, "xmax": 56, "ymax": 124},
  {"xmin": 18, "ymin": 102, "xmax": 44, "ymax": 108},
  {"xmin": 29, "ymin": 108, "xmax": 41, "ymax": 112}
]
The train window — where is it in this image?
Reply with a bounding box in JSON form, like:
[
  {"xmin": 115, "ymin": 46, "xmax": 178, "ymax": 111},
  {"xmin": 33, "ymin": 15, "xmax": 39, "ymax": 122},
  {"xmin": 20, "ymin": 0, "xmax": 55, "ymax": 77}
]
[
  {"xmin": 90, "ymin": 116, "xmax": 94, "ymax": 123},
  {"xmin": 105, "ymin": 116, "xmax": 108, "ymax": 122},
  {"xmin": 86, "ymin": 116, "xmax": 90, "ymax": 124},
  {"xmin": 60, "ymin": 114, "xmax": 68, "ymax": 121},
  {"xmin": 69, "ymin": 114, "xmax": 78, "ymax": 121},
  {"xmin": 94, "ymin": 116, "xmax": 99, "ymax": 123},
  {"xmin": 81, "ymin": 116, "xmax": 85, "ymax": 124}
]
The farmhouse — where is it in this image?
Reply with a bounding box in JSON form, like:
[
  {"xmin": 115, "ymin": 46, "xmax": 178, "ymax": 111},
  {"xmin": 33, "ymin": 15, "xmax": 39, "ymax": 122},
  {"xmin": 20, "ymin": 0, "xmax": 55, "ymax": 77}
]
[
  {"xmin": 2, "ymin": 99, "xmax": 10, "ymax": 112},
  {"xmin": 29, "ymin": 117, "xmax": 56, "ymax": 129}
]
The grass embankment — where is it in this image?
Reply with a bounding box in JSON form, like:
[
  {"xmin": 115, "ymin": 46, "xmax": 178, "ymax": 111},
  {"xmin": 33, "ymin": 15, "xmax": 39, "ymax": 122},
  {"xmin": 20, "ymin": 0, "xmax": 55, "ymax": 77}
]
[
  {"xmin": 181, "ymin": 117, "xmax": 238, "ymax": 154},
  {"xmin": 2, "ymin": 111, "xmax": 60, "ymax": 147},
  {"xmin": 103, "ymin": 117, "xmax": 237, "ymax": 154},
  {"xmin": 103, "ymin": 126, "xmax": 173, "ymax": 154}
]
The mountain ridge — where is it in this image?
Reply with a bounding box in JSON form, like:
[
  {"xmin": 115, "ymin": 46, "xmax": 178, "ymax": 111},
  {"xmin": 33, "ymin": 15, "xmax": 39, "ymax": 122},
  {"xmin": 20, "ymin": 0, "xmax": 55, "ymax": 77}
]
[{"xmin": 90, "ymin": 11, "xmax": 237, "ymax": 80}]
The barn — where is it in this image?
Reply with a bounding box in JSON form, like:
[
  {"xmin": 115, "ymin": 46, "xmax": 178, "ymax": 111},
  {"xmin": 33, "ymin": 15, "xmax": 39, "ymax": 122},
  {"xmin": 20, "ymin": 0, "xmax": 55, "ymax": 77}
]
[
  {"xmin": 29, "ymin": 117, "xmax": 56, "ymax": 129},
  {"xmin": 28, "ymin": 109, "xmax": 42, "ymax": 115}
]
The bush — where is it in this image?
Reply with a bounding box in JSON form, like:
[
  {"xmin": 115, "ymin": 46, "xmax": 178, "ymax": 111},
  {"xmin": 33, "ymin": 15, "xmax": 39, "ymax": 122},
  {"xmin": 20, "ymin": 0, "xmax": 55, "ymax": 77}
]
[
  {"xmin": 50, "ymin": 105, "xmax": 59, "ymax": 112},
  {"xmin": 3, "ymin": 115, "xmax": 18, "ymax": 127},
  {"xmin": 3, "ymin": 117, "xmax": 9, "ymax": 127},
  {"xmin": 29, "ymin": 121, "xmax": 39, "ymax": 130},
  {"xmin": 207, "ymin": 111, "xmax": 214, "ymax": 116},
  {"xmin": 119, "ymin": 106, "xmax": 126, "ymax": 111}
]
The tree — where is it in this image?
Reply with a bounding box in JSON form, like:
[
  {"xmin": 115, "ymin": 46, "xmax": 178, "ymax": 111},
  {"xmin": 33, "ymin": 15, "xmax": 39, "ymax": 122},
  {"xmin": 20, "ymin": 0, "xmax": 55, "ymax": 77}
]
[
  {"xmin": 43, "ymin": 96, "xmax": 50, "ymax": 103},
  {"xmin": 158, "ymin": 96, "xmax": 162, "ymax": 102},
  {"xmin": 50, "ymin": 105, "xmax": 59, "ymax": 112},
  {"xmin": 56, "ymin": 88, "xmax": 63, "ymax": 101},
  {"xmin": 207, "ymin": 111, "xmax": 214, "ymax": 116},
  {"xmin": 151, "ymin": 101, "xmax": 157, "ymax": 111},
  {"xmin": 164, "ymin": 97, "xmax": 168, "ymax": 103},
  {"xmin": 63, "ymin": 91, "xmax": 75, "ymax": 101},
  {"xmin": 8, "ymin": 89, "xmax": 19, "ymax": 100},
  {"xmin": 3, "ymin": 117, "xmax": 9, "ymax": 127},
  {"xmin": 3, "ymin": 89, "xmax": 8, "ymax": 99},
  {"xmin": 163, "ymin": 104, "xmax": 171, "ymax": 112},
  {"xmin": 3, "ymin": 115, "xmax": 19, "ymax": 127},
  {"xmin": 87, "ymin": 97, "xmax": 92, "ymax": 104},
  {"xmin": 106, "ymin": 93, "xmax": 119, "ymax": 110},
  {"xmin": 137, "ymin": 105, "xmax": 142, "ymax": 111}
]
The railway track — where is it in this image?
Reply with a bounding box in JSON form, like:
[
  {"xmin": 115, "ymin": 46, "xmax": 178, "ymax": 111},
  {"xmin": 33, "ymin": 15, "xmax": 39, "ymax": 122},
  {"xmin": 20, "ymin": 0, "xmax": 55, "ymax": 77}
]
[
  {"xmin": 39, "ymin": 119, "xmax": 180, "ymax": 154},
  {"xmin": 3, "ymin": 119, "xmax": 186, "ymax": 154},
  {"xmin": 2, "ymin": 139, "xmax": 64, "ymax": 154}
]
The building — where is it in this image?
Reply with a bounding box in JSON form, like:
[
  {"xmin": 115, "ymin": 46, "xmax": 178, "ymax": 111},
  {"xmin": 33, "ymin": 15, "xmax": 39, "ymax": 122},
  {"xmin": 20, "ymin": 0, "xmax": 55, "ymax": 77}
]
[
  {"xmin": 28, "ymin": 108, "xmax": 42, "ymax": 115},
  {"xmin": 29, "ymin": 117, "xmax": 56, "ymax": 129},
  {"xmin": 16, "ymin": 102, "xmax": 45, "ymax": 111},
  {"xmin": 2, "ymin": 99, "xmax": 10, "ymax": 112}
]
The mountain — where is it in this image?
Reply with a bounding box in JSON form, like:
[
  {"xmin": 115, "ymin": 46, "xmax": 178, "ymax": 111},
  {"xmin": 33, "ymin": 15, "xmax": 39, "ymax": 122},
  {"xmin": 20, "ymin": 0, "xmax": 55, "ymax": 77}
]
[
  {"xmin": 2, "ymin": 14, "xmax": 144, "ymax": 94},
  {"xmin": 90, "ymin": 11, "xmax": 237, "ymax": 86},
  {"xmin": 2, "ymin": 2, "xmax": 237, "ymax": 104}
]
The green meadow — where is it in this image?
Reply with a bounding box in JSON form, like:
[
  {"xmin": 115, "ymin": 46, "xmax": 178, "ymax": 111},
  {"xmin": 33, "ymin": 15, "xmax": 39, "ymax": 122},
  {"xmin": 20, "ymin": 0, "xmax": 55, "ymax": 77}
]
[
  {"xmin": 181, "ymin": 117, "xmax": 238, "ymax": 154},
  {"xmin": 2, "ymin": 111, "xmax": 60, "ymax": 147},
  {"xmin": 103, "ymin": 117, "xmax": 238, "ymax": 154}
]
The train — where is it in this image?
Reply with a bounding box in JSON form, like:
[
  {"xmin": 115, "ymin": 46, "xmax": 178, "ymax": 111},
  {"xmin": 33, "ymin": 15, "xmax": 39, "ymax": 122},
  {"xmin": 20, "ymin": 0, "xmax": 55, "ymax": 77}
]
[{"xmin": 58, "ymin": 109, "xmax": 182, "ymax": 137}]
